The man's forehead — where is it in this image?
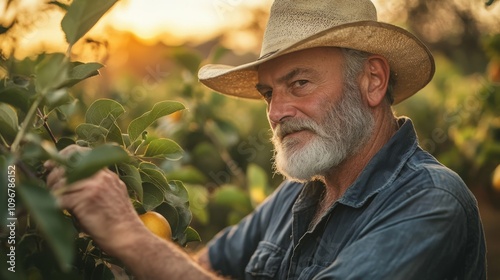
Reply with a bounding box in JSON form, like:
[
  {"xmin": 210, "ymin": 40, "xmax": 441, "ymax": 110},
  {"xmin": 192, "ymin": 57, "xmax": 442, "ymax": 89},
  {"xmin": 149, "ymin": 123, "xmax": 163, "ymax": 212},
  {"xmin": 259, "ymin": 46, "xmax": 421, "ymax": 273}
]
[{"xmin": 256, "ymin": 67, "xmax": 318, "ymax": 88}]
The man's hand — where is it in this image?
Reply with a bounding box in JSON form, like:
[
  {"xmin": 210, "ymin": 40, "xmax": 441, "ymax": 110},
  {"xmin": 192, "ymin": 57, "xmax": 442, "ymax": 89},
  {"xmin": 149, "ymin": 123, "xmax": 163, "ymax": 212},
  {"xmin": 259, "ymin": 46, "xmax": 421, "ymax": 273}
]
[
  {"xmin": 44, "ymin": 144, "xmax": 218, "ymax": 279},
  {"xmin": 44, "ymin": 145, "xmax": 146, "ymax": 256}
]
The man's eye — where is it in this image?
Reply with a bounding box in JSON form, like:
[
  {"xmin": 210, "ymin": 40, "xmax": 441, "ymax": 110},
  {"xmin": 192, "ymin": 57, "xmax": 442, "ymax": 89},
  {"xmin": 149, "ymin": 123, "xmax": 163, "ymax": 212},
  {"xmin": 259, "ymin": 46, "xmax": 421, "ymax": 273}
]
[{"xmin": 293, "ymin": 80, "xmax": 308, "ymax": 87}]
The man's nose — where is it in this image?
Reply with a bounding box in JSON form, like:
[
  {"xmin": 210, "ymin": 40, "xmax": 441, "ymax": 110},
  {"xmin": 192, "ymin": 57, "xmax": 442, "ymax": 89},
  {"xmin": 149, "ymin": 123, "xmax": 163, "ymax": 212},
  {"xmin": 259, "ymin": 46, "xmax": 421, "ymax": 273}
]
[{"xmin": 268, "ymin": 91, "xmax": 295, "ymax": 128}]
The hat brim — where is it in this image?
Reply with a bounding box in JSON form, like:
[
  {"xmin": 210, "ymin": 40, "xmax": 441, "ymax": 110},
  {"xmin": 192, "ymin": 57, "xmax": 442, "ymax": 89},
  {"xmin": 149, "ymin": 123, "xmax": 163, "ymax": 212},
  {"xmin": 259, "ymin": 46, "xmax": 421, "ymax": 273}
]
[{"xmin": 198, "ymin": 21, "xmax": 435, "ymax": 105}]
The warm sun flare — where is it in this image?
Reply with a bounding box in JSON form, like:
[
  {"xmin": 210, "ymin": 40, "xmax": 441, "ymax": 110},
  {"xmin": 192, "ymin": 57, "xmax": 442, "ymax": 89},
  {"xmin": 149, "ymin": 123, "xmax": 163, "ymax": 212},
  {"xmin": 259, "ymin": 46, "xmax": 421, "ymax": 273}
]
[
  {"xmin": 104, "ymin": 0, "xmax": 272, "ymax": 44},
  {"xmin": 0, "ymin": 0, "xmax": 271, "ymax": 57}
]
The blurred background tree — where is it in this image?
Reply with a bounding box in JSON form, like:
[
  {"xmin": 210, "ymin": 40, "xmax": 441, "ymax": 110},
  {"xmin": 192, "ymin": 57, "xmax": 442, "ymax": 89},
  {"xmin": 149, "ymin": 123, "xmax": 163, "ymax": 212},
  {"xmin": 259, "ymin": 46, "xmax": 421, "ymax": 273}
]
[{"xmin": 1, "ymin": 0, "xmax": 499, "ymax": 278}]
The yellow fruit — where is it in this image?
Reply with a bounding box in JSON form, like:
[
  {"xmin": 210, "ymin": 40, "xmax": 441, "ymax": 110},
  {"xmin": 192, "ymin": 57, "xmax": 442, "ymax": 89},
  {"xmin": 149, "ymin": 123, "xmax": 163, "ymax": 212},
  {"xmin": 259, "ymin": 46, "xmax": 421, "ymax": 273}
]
[
  {"xmin": 139, "ymin": 211, "xmax": 172, "ymax": 240},
  {"xmin": 488, "ymin": 60, "xmax": 500, "ymax": 83},
  {"xmin": 493, "ymin": 165, "xmax": 500, "ymax": 191},
  {"xmin": 168, "ymin": 111, "xmax": 183, "ymax": 122}
]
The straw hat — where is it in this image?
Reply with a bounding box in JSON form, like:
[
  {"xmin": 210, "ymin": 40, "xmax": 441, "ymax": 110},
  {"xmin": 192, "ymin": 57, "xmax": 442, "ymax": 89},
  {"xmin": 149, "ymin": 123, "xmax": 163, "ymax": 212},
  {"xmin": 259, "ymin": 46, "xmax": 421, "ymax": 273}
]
[{"xmin": 198, "ymin": 0, "xmax": 435, "ymax": 104}]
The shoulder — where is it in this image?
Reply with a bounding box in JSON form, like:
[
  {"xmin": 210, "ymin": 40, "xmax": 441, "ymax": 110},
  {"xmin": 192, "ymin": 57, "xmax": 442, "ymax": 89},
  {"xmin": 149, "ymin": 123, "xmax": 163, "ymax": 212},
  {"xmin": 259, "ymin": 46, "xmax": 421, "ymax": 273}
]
[
  {"xmin": 406, "ymin": 148, "xmax": 474, "ymax": 198},
  {"xmin": 393, "ymin": 147, "xmax": 480, "ymax": 221}
]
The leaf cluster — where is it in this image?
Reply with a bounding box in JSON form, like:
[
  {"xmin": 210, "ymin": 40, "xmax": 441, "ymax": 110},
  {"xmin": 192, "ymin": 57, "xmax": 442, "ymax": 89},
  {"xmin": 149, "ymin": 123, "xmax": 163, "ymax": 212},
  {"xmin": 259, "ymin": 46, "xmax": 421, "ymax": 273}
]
[{"xmin": 0, "ymin": 0, "xmax": 199, "ymax": 279}]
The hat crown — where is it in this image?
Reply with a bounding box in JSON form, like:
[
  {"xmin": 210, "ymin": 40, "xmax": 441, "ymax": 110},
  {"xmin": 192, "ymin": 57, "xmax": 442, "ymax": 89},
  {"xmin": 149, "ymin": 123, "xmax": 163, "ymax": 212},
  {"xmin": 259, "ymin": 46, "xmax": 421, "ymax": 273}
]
[{"xmin": 260, "ymin": 0, "xmax": 377, "ymax": 58}]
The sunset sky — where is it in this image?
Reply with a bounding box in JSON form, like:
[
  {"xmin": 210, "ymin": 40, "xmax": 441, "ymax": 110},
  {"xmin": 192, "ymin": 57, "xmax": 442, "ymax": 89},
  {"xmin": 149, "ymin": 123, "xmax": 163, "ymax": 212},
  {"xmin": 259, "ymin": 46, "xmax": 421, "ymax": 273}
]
[
  {"xmin": 1, "ymin": 0, "xmax": 499, "ymax": 59},
  {"xmin": 105, "ymin": 0, "xmax": 272, "ymax": 42},
  {"xmin": 0, "ymin": 0, "xmax": 273, "ymax": 57}
]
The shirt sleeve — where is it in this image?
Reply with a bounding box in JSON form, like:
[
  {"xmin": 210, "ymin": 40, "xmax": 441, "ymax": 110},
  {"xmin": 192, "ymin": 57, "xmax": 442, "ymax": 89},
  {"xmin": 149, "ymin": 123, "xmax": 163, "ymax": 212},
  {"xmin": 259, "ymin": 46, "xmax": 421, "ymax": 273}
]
[
  {"xmin": 313, "ymin": 187, "xmax": 479, "ymax": 280},
  {"xmin": 207, "ymin": 181, "xmax": 297, "ymax": 279}
]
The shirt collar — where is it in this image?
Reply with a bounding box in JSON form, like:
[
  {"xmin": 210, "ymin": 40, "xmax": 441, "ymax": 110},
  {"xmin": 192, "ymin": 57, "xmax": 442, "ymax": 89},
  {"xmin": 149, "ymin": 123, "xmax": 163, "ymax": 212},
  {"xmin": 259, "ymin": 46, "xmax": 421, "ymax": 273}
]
[{"xmin": 338, "ymin": 117, "xmax": 418, "ymax": 208}]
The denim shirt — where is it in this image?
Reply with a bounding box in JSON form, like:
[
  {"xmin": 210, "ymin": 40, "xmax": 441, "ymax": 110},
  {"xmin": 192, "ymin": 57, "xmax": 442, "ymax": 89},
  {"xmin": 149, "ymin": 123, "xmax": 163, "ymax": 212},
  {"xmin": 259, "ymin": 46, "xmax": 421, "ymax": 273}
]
[{"xmin": 207, "ymin": 118, "xmax": 486, "ymax": 279}]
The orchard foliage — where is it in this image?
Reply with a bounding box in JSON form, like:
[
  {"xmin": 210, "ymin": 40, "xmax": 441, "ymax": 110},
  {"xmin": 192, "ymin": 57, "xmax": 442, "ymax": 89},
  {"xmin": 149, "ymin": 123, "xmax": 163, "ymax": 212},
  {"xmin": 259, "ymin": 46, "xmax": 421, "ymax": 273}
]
[{"xmin": 0, "ymin": 0, "xmax": 199, "ymax": 279}]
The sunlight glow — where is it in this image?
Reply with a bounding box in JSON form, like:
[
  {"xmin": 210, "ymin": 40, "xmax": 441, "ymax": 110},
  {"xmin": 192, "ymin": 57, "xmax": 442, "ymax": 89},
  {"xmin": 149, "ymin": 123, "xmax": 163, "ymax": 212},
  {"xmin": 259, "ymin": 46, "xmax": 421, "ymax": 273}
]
[
  {"xmin": 105, "ymin": 0, "xmax": 271, "ymax": 45},
  {"xmin": 0, "ymin": 0, "xmax": 271, "ymax": 58},
  {"xmin": 2, "ymin": 0, "xmax": 498, "ymax": 59}
]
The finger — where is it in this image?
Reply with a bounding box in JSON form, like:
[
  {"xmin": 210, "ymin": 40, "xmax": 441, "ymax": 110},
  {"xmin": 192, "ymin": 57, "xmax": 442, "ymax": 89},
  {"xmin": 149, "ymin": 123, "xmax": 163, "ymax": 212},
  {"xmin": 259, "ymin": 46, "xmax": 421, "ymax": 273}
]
[
  {"xmin": 43, "ymin": 159, "xmax": 56, "ymax": 170},
  {"xmin": 50, "ymin": 177, "xmax": 67, "ymax": 192},
  {"xmin": 53, "ymin": 169, "xmax": 113, "ymax": 195},
  {"xmin": 55, "ymin": 184, "xmax": 88, "ymax": 211},
  {"xmin": 46, "ymin": 166, "xmax": 66, "ymax": 189},
  {"xmin": 53, "ymin": 169, "xmax": 127, "ymax": 209},
  {"xmin": 51, "ymin": 185, "xmax": 83, "ymax": 210},
  {"xmin": 103, "ymin": 169, "xmax": 127, "ymax": 190}
]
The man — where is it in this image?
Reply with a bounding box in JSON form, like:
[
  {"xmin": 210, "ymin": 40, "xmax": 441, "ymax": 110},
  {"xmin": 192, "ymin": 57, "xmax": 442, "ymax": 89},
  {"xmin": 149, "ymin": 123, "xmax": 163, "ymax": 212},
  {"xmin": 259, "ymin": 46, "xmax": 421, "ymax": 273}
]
[{"xmin": 46, "ymin": 0, "xmax": 487, "ymax": 279}]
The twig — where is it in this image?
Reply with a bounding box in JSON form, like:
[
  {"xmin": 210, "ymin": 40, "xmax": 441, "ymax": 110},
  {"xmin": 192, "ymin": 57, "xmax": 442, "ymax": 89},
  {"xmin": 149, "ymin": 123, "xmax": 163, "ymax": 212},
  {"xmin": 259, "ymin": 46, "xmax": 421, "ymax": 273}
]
[
  {"xmin": 11, "ymin": 96, "xmax": 43, "ymax": 153},
  {"xmin": 37, "ymin": 108, "xmax": 58, "ymax": 144}
]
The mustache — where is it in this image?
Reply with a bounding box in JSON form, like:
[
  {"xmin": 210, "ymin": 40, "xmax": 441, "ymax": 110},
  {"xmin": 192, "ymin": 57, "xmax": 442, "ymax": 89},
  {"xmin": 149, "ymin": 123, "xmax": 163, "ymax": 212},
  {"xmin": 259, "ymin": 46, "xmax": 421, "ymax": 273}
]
[{"xmin": 273, "ymin": 118, "xmax": 320, "ymax": 140}]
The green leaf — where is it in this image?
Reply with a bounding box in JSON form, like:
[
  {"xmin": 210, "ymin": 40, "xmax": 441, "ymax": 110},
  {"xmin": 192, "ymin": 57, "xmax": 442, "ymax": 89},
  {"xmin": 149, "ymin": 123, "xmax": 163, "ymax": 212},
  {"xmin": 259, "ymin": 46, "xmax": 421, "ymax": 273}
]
[
  {"xmin": 35, "ymin": 53, "xmax": 68, "ymax": 94},
  {"xmin": 247, "ymin": 163, "xmax": 270, "ymax": 207},
  {"xmin": 21, "ymin": 136, "xmax": 62, "ymax": 161},
  {"xmin": 172, "ymin": 204, "xmax": 192, "ymax": 243},
  {"xmin": 212, "ymin": 184, "xmax": 253, "ymax": 214},
  {"xmin": 162, "ymin": 180, "xmax": 191, "ymax": 242},
  {"xmin": 66, "ymin": 144, "xmax": 129, "ymax": 183},
  {"xmin": 21, "ymin": 140, "xmax": 53, "ymax": 162},
  {"xmin": 128, "ymin": 101, "xmax": 185, "ymax": 142},
  {"xmin": 18, "ymin": 183, "xmax": 76, "ymax": 271},
  {"xmin": 0, "ymin": 83, "xmax": 32, "ymax": 111},
  {"xmin": 61, "ymin": 0, "xmax": 118, "ymax": 46},
  {"xmin": 105, "ymin": 118, "xmax": 124, "ymax": 146},
  {"xmin": 154, "ymin": 202, "xmax": 179, "ymax": 234},
  {"xmin": 55, "ymin": 107, "xmax": 68, "ymax": 121},
  {"xmin": 44, "ymin": 88, "xmax": 72, "ymax": 110},
  {"xmin": 185, "ymin": 184, "xmax": 209, "ymax": 224},
  {"xmin": 139, "ymin": 163, "xmax": 169, "ymax": 190},
  {"xmin": 118, "ymin": 163, "xmax": 143, "ymax": 202},
  {"xmin": 58, "ymin": 62, "xmax": 103, "ymax": 88},
  {"xmin": 184, "ymin": 226, "xmax": 201, "ymax": 243},
  {"xmin": 165, "ymin": 180, "xmax": 189, "ymax": 207},
  {"xmin": 209, "ymin": 118, "xmax": 239, "ymax": 147},
  {"xmin": 143, "ymin": 138, "xmax": 183, "ymax": 160},
  {"xmin": 56, "ymin": 137, "xmax": 76, "ymax": 151},
  {"xmin": 82, "ymin": 99, "xmax": 125, "ymax": 145},
  {"xmin": 85, "ymin": 98, "xmax": 125, "ymax": 125},
  {"xmin": 132, "ymin": 200, "xmax": 146, "ymax": 214},
  {"xmin": 166, "ymin": 165, "xmax": 208, "ymax": 184},
  {"xmin": 0, "ymin": 104, "xmax": 18, "ymax": 143},
  {"xmin": 75, "ymin": 123, "xmax": 108, "ymax": 144},
  {"xmin": 142, "ymin": 182, "xmax": 164, "ymax": 211}
]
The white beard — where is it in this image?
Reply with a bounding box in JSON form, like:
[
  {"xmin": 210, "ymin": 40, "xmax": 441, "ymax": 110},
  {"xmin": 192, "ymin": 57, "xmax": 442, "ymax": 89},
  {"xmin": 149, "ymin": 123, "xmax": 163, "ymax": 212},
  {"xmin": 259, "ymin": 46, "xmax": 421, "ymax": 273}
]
[{"xmin": 271, "ymin": 86, "xmax": 374, "ymax": 182}]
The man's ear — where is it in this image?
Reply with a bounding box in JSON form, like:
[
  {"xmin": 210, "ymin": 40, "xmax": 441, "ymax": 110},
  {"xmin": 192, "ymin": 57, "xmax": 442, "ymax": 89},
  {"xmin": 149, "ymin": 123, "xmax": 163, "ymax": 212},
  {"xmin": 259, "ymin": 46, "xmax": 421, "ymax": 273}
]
[{"xmin": 360, "ymin": 55, "xmax": 390, "ymax": 107}]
